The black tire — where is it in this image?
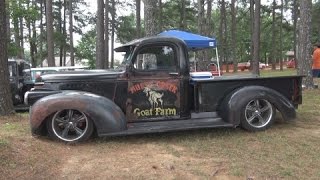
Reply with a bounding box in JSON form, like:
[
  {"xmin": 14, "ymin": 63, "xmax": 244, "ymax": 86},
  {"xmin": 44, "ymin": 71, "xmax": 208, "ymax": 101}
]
[
  {"xmin": 47, "ymin": 109, "xmax": 94, "ymax": 143},
  {"xmin": 240, "ymin": 98, "xmax": 276, "ymax": 131}
]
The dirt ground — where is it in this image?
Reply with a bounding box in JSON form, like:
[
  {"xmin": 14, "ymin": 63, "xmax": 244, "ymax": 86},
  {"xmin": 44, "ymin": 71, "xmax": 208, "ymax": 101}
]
[
  {"xmin": 1, "ymin": 113, "xmax": 320, "ymax": 180},
  {"xmin": 0, "ymin": 116, "xmax": 246, "ymax": 180},
  {"xmin": 2, "ymin": 81, "xmax": 320, "ymax": 180}
]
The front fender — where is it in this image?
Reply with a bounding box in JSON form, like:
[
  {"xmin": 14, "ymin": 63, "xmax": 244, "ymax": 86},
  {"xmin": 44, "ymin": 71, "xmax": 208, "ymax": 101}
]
[
  {"xmin": 218, "ymin": 86, "xmax": 296, "ymax": 126},
  {"xmin": 30, "ymin": 91, "xmax": 126, "ymax": 136}
]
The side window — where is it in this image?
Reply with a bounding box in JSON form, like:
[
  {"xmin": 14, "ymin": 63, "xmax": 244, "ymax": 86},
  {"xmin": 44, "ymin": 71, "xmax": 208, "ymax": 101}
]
[{"xmin": 133, "ymin": 45, "xmax": 177, "ymax": 71}]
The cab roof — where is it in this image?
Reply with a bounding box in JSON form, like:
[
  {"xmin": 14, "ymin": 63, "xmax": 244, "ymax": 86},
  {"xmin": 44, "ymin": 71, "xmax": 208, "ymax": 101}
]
[{"xmin": 114, "ymin": 36, "xmax": 187, "ymax": 52}]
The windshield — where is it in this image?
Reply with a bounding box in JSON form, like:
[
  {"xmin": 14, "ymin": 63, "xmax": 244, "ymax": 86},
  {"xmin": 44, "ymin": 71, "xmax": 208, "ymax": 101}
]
[{"xmin": 116, "ymin": 48, "xmax": 133, "ymax": 70}]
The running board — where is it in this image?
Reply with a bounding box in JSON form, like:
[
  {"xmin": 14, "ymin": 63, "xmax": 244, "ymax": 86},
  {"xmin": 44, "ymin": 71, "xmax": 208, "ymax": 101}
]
[{"xmin": 100, "ymin": 117, "xmax": 234, "ymax": 137}]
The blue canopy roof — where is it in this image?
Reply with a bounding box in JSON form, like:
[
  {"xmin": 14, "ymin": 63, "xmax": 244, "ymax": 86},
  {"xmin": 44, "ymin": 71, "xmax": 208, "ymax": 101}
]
[{"xmin": 158, "ymin": 30, "xmax": 217, "ymax": 50}]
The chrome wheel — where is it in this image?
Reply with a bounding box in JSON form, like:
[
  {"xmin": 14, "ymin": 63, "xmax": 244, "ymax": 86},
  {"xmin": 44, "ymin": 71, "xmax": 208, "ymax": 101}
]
[
  {"xmin": 244, "ymin": 99, "xmax": 273, "ymax": 129},
  {"xmin": 51, "ymin": 109, "xmax": 89, "ymax": 142}
]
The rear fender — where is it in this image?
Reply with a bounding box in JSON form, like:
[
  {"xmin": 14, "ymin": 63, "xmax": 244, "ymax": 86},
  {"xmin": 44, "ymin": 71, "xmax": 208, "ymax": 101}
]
[
  {"xmin": 218, "ymin": 86, "xmax": 296, "ymax": 126},
  {"xmin": 30, "ymin": 91, "xmax": 126, "ymax": 136}
]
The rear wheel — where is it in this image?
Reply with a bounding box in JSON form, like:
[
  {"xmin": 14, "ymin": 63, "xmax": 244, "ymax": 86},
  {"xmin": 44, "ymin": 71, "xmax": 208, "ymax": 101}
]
[
  {"xmin": 241, "ymin": 98, "xmax": 275, "ymax": 131},
  {"xmin": 47, "ymin": 109, "xmax": 93, "ymax": 143}
]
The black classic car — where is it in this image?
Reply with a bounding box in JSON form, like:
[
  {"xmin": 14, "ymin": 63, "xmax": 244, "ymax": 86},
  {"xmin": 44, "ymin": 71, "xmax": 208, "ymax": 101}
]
[{"xmin": 25, "ymin": 36, "xmax": 303, "ymax": 143}]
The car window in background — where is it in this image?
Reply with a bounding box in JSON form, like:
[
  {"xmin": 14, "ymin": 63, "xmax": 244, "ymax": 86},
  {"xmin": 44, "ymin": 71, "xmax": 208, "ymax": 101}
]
[
  {"xmin": 31, "ymin": 69, "xmax": 58, "ymax": 82},
  {"xmin": 8, "ymin": 63, "xmax": 16, "ymax": 77}
]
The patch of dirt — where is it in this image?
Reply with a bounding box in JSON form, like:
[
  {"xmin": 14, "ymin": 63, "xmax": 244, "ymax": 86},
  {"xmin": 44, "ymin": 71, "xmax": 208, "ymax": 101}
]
[
  {"xmin": 0, "ymin": 115, "xmax": 240, "ymax": 179},
  {"xmin": 58, "ymin": 142, "xmax": 230, "ymax": 179}
]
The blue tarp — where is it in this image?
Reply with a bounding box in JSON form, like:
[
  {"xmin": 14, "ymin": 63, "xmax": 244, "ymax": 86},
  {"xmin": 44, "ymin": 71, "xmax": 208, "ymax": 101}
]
[{"xmin": 158, "ymin": 30, "xmax": 217, "ymax": 50}]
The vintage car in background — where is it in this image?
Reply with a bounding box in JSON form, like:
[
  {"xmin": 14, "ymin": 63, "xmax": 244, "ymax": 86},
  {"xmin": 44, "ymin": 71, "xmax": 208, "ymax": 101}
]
[
  {"xmin": 286, "ymin": 59, "xmax": 296, "ymax": 69},
  {"xmin": 25, "ymin": 36, "xmax": 303, "ymax": 143},
  {"xmin": 31, "ymin": 66, "xmax": 88, "ymax": 83},
  {"xmin": 8, "ymin": 59, "xmax": 33, "ymax": 106},
  {"xmin": 238, "ymin": 61, "xmax": 267, "ymax": 71}
]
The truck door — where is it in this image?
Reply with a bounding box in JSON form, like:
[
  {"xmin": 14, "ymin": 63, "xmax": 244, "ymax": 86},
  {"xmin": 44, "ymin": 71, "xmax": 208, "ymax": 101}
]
[{"xmin": 126, "ymin": 43, "xmax": 181, "ymax": 122}]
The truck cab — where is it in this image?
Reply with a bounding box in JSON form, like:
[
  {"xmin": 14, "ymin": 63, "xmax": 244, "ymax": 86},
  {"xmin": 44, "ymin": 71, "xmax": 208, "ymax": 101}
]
[
  {"xmin": 8, "ymin": 59, "xmax": 33, "ymax": 105},
  {"xmin": 25, "ymin": 36, "xmax": 303, "ymax": 143},
  {"xmin": 116, "ymin": 37, "xmax": 191, "ymax": 121}
]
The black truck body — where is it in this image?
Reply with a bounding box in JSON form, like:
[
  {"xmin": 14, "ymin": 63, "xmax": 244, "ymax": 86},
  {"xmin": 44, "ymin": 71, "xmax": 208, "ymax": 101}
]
[{"xmin": 25, "ymin": 36, "xmax": 302, "ymax": 143}]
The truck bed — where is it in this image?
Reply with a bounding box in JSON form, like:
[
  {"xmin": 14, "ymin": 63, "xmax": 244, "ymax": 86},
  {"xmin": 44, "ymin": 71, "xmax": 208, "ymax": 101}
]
[{"xmin": 191, "ymin": 75, "xmax": 303, "ymax": 112}]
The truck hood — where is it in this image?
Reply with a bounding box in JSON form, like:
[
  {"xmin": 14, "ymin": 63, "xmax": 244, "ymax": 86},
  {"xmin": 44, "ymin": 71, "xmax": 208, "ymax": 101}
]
[{"xmin": 41, "ymin": 69, "xmax": 125, "ymax": 82}]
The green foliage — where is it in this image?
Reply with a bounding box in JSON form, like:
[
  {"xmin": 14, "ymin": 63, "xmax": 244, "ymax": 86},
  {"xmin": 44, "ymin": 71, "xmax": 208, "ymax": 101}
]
[
  {"xmin": 8, "ymin": 41, "xmax": 20, "ymax": 57},
  {"xmin": 75, "ymin": 29, "xmax": 96, "ymax": 68},
  {"xmin": 312, "ymin": 1, "xmax": 320, "ymax": 43},
  {"xmin": 116, "ymin": 14, "xmax": 137, "ymax": 43},
  {"xmin": 161, "ymin": 0, "xmax": 197, "ymax": 31}
]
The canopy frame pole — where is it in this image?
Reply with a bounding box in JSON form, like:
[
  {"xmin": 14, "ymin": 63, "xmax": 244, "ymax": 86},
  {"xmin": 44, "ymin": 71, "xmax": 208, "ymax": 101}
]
[
  {"xmin": 194, "ymin": 52, "xmax": 197, "ymax": 72},
  {"xmin": 215, "ymin": 47, "xmax": 221, "ymax": 76}
]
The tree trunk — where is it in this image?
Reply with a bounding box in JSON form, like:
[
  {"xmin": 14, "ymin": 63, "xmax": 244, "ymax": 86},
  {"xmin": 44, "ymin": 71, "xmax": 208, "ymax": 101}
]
[
  {"xmin": 32, "ymin": 0, "xmax": 38, "ymax": 67},
  {"xmin": 222, "ymin": 0, "xmax": 228, "ymax": 73},
  {"xmin": 158, "ymin": 0, "xmax": 162, "ymax": 32},
  {"xmin": 110, "ymin": 0, "xmax": 115, "ymax": 68},
  {"xmin": 271, "ymin": 0, "xmax": 276, "ymax": 70},
  {"xmin": 19, "ymin": 0, "xmax": 24, "ymax": 59},
  {"xmin": 252, "ymin": 0, "xmax": 260, "ymax": 76},
  {"xmin": 196, "ymin": 0, "xmax": 207, "ymax": 71},
  {"xmin": 206, "ymin": 0, "xmax": 212, "ymax": 36},
  {"xmin": 144, "ymin": 0, "xmax": 158, "ymax": 36},
  {"xmin": 180, "ymin": 0, "xmax": 186, "ymax": 29},
  {"xmin": 136, "ymin": 0, "xmax": 141, "ymax": 38},
  {"xmin": 13, "ymin": 15, "xmax": 20, "ymax": 58},
  {"xmin": 96, "ymin": 0, "xmax": 105, "ymax": 69},
  {"xmin": 0, "ymin": 0, "xmax": 14, "ymax": 115},
  {"xmin": 46, "ymin": 0, "xmax": 55, "ymax": 66},
  {"xmin": 31, "ymin": 19, "xmax": 37, "ymax": 67},
  {"xmin": 279, "ymin": 0, "xmax": 283, "ymax": 71},
  {"xmin": 27, "ymin": 0, "xmax": 37, "ymax": 68},
  {"xmin": 5, "ymin": 0, "xmax": 10, "ymax": 46},
  {"xmin": 218, "ymin": 0, "xmax": 225, "ymax": 71},
  {"xmin": 63, "ymin": 0, "xmax": 66, "ymax": 66},
  {"xmin": 230, "ymin": 0, "xmax": 237, "ymax": 72},
  {"xmin": 197, "ymin": 0, "xmax": 205, "ymax": 34},
  {"xmin": 250, "ymin": 0, "xmax": 254, "ymax": 67},
  {"xmin": 144, "ymin": 0, "xmax": 158, "ymax": 70},
  {"xmin": 297, "ymin": 0, "xmax": 313, "ymax": 88},
  {"xmin": 104, "ymin": 0, "xmax": 109, "ymax": 69},
  {"xmin": 136, "ymin": 0, "xmax": 142, "ymax": 69},
  {"xmin": 58, "ymin": 0, "xmax": 63, "ymax": 66},
  {"xmin": 69, "ymin": 0, "xmax": 74, "ymax": 66},
  {"xmin": 39, "ymin": 0, "xmax": 44, "ymax": 67},
  {"xmin": 293, "ymin": 0, "xmax": 298, "ymax": 61}
]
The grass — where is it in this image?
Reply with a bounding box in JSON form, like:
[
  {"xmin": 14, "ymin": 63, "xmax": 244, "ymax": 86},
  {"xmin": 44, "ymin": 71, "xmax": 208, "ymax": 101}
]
[{"xmin": 0, "ymin": 69, "xmax": 320, "ymax": 179}]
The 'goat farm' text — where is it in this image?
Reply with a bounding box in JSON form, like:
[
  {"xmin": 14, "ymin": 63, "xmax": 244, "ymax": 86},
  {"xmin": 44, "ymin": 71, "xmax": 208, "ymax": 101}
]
[{"xmin": 133, "ymin": 107, "xmax": 177, "ymax": 117}]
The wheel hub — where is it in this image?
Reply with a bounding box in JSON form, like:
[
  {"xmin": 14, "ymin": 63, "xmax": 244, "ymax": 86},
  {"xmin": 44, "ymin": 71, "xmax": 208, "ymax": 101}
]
[
  {"xmin": 52, "ymin": 109, "xmax": 89, "ymax": 142},
  {"xmin": 245, "ymin": 99, "xmax": 273, "ymax": 129}
]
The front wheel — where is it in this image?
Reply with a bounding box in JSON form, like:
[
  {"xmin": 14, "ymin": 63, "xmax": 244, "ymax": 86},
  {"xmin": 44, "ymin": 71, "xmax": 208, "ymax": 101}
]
[
  {"xmin": 47, "ymin": 109, "xmax": 94, "ymax": 143},
  {"xmin": 241, "ymin": 98, "xmax": 275, "ymax": 131}
]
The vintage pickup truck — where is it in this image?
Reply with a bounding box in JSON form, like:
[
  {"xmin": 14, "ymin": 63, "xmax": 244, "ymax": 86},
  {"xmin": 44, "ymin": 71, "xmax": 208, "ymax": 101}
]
[
  {"xmin": 25, "ymin": 36, "xmax": 303, "ymax": 143},
  {"xmin": 8, "ymin": 59, "xmax": 33, "ymax": 107}
]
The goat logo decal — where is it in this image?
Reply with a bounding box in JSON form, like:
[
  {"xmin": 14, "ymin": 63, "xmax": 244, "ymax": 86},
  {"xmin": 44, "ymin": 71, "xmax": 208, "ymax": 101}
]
[
  {"xmin": 129, "ymin": 81, "xmax": 178, "ymax": 118},
  {"xmin": 143, "ymin": 87, "xmax": 163, "ymax": 108}
]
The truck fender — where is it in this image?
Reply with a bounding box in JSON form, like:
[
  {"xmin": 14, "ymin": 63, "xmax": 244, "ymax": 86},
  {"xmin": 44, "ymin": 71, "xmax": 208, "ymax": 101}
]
[
  {"xmin": 218, "ymin": 86, "xmax": 296, "ymax": 126},
  {"xmin": 30, "ymin": 91, "xmax": 126, "ymax": 136}
]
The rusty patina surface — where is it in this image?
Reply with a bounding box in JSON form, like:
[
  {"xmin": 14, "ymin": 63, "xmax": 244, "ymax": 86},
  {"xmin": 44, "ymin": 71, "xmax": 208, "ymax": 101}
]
[
  {"xmin": 30, "ymin": 91, "xmax": 127, "ymax": 135},
  {"xmin": 30, "ymin": 97, "xmax": 87, "ymax": 129}
]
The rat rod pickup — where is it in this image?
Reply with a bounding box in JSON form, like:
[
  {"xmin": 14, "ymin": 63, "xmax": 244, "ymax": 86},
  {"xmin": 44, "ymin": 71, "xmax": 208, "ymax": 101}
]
[{"xmin": 25, "ymin": 36, "xmax": 302, "ymax": 143}]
